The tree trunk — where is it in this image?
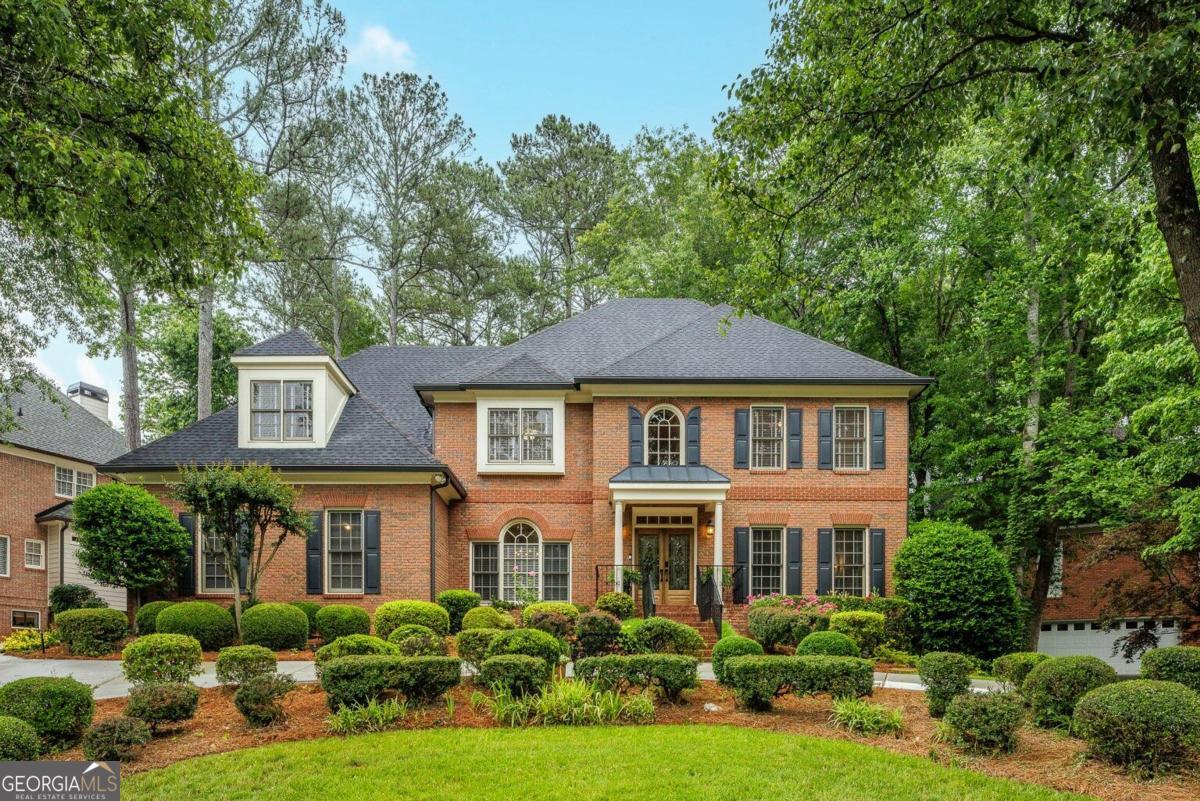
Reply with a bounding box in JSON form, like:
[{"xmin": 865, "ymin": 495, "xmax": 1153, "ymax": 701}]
[
  {"xmin": 226, "ymin": 550, "xmax": 243, "ymax": 639},
  {"xmin": 1146, "ymin": 122, "xmax": 1200, "ymax": 358},
  {"xmin": 1025, "ymin": 526, "xmax": 1059, "ymax": 650},
  {"xmin": 1021, "ymin": 202, "xmax": 1040, "ymax": 470},
  {"xmin": 197, "ymin": 283, "xmax": 214, "ymax": 421},
  {"xmin": 119, "ymin": 286, "xmax": 141, "ymax": 450}
]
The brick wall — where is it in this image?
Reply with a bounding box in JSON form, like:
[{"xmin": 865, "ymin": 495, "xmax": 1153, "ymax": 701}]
[{"xmin": 0, "ymin": 450, "xmax": 54, "ymax": 634}]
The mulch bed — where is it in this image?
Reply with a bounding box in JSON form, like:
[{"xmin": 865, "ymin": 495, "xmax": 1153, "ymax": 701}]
[
  {"xmin": 12, "ymin": 641, "xmax": 316, "ymax": 661},
  {"xmin": 50, "ymin": 681, "xmax": 1200, "ymax": 801}
]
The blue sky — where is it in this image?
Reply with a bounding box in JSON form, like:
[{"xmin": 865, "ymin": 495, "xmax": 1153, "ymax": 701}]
[{"xmin": 36, "ymin": 1, "xmax": 773, "ymax": 427}]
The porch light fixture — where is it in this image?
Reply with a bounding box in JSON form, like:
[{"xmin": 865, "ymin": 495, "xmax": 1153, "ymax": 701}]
[{"xmin": 704, "ymin": 520, "xmax": 715, "ymax": 537}]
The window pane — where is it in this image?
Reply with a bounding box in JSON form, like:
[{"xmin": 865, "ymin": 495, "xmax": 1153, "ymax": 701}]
[
  {"xmin": 833, "ymin": 528, "xmax": 865, "ymax": 596},
  {"xmin": 488, "ymin": 410, "xmax": 519, "ymax": 462},
  {"xmin": 542, "ymin": 542, "xmax": 570, "ymax": 601},
  {"xmin": 751, "ymin": 408, "xmax": 784, "ymax": 468},
  {"xmin": 521, "ymin": 409, "xmax": 553, "ymax": 462},
  {"xmin": 11, "ymin": 610, "xmax": 38, "ymax": 629},
  {"xmin": 472, "ymin": 542, "xmax": 499, "ymax": 601},
  {"xmin": 750, "ymin": 528, "xmax": 783, "ymax": 596},
  {"xmin": 201, "ymin": 526, "xmax": 232, "ymax": 591},
  {"xmin": 75, "ymin": 471, "xmax": 94, "ymax": 493},
  {"xmin": 55, "ymin": 466, "xmax": 75, "ymax": 497},
  {"xmin": 646, "ymin": 408, "xmax": 681, "ymax": 465},
  {"xmin": 834, "ymin": 408, "xmax": 866, "ymax": 469},
  {"xmin": 284, "ymin": 381, "xmax": 312, "ymax": 411},
  {"xmin": 285, "ymin": 411, "xmax": 313, "ymax": 440},
  {"xmin": 252, "ymin": 381, "xmax": 280, "ymax": 411},
  {"xmin": 0, "ymin": 537, "xmax": 7, "ymax": 575},
  {"xmin": 24, "ymin": 540, "xmax": 43, "ymax": 568},
  {"xmin": 328, "ymin": 511, "xmax": 364, "ymax": 592},
  {"xmin": 502, "ymin": 522, "xmax": 540, "ymax": 602},
  {"xmin": 252, "ymin": 411, "xmax": 281, "ymax": 439}
]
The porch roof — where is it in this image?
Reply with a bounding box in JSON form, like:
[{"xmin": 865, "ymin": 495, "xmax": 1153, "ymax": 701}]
[
  {"xmin": 35, "ymin": 499, "xmax": 73, "ymax": 523},
  {"xmin": 609, "ymin": 464, "xmax": 730, "ymax": 484}
]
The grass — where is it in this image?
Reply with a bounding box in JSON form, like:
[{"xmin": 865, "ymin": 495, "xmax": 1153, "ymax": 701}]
[{"xmin": 123, "ymin": 725, "xmax": 1086, "ymax": 801}]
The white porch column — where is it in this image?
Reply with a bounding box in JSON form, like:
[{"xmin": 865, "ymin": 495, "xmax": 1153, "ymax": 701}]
[
  {"xmin": 713, "ymin": 501, "xmax": 724, "ymax": 603},
  {"xmin": 612, "ymin": 500, "xmax": 624, "ymax": 588}
]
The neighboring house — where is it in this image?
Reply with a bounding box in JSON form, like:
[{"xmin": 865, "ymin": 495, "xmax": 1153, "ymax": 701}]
[
  {"xmin": 102, "ymin": 299, "xmax": 930, "ymax": 632},
  {"xmin": 0, "ymin": 382, "xmax": 128, "ymax": 634}
]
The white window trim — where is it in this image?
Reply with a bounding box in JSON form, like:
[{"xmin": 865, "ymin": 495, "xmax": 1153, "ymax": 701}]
[
  {"xmin": 325, "ymin": 509, "xmax": 365, "ymax": 595},
  {"xmin": 489, "ymin": 520, "xmax": 572, "ymax": 603},
  {"xmin": 833, "ymin": 404, "xmax": 870, "ymax": 472},
  {"xmin": 0, "ymin": 535, "xmax": 9, "ymax": 578},
  {"xmin": 832, "ymin": 527, "xmax": 869, "ymax": 597},
  {"xmin": 749, "ymin": 404, "xmax": 786, "ymax": 470},
  {"xmin": 24, "ymin": 539, "xmax": 44, "ymax": 570},
  {"xmin": 475, "ymin": 397, "xmax": 566, "ymax": 474},
  {"xmin": 748, "ymin": 526, "xmax": 785, "ymax": 596},
  {"xmin": 195, "ymin": 518, "xmax": 234, "ymax": 596},
  {"xmin": 10, "ymin": 609, "xmax": 41, "ymax": 629},
  {"xmin": 250, "ymin": 379, "xmax": 314, "ymax": 443},
  {"xmin": 53, "ymin": 466, "xmax": 96, "ymax": 499},
  {"xmin": 643, "ymin": 403, "xmax": 685, "ymax": 466},
  {"xmin": 469, "ymin": 541, "xmax": 500, "ymax": 602}
]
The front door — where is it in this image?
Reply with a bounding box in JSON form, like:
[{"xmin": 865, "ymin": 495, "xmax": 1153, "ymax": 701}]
[{"xmin": 636, "ymin": 528, "xmax": 693, "ymax": 606}]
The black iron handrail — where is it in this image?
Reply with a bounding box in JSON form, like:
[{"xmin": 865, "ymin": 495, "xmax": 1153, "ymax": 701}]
[{"xmin": 593, "ymin": 563, "xmax": 650, "ymax": 599}]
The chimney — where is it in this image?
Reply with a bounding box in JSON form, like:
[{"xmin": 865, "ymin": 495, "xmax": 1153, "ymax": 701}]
[{"xmin": 67, "ymin": 382, "xmax": 110, "ymax": 423}]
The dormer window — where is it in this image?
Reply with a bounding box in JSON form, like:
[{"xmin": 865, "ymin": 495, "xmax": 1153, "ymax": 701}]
[{"xmin": 251, "ymin": 380, "xmax": 313, "ymax": 441}]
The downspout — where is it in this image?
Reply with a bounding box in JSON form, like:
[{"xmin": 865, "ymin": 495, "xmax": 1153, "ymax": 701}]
[{"xmin": 429, "ymin": 485, "xmax": 437, "ymax": 602}]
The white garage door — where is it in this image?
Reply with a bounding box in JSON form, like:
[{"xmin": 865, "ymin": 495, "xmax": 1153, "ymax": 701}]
[{"xmin": 1038, "ymin": 618, "xmax": 1180, "ymax": 674}]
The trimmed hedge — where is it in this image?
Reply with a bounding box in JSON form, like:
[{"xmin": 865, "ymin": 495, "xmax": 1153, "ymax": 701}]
[
  {"xmin": 436, "ymin": 590, "xmax": 481, "ymax": 633},
  {"xmin": 456, "ymin": 628, "xmax": 503, "ymax": 673},
  {"xmin": 992, "ymin": 652, "xmax": 1050, "ymax": 690},
  {"xmin": 630, "ymin": 616, "xmax": 704, "ymax": 656},
  {"xmin": 320, "ymin": 655, "xmax": 462, "ymax": 709},
  {"xmin": 289, "ymin": 601, "xmax": 321, "ymax": 637},
  {"xmin": 526, "ymin": 610, "xmax": 575, "ymax": 639},
  {"xmin": 314, "ymin": 635, "xmax": 399, "ymax": 675},
  {"xmin": 0, "ymin": 716, "xmax": 39, "ymax": 760},
  {"xmin": 829, "ymin": 611, "xmax": 886, "ymax": 657},
  {"xmin": 1140, "ymin": 645, "xmax": 1200, "ymax": 693},
  {"xmin": 121, "ymin": 633, "xmax": 203, "ymax": 685},
  {"xmin": 724, "ymin": 654, "xmax": 874, "ymax": 710},
  {"xmin": 154, "ymin": 601, "xmax": 236, "ymax": 650},
  {"xmin": 315, "ymin": 604, "xmax": 371, "ymax": 643},
  {"xmin": 484, "ymin": 628, "xmax": 564, "ymax": 667},
  {"xmin": 55, "ymin": 607, "xmax": 129, "ymax": 656},
  {"xmin": 375, "ymin": 601, "xmax": 450, "ymax": 638},
  {"xmin": 574, "ymin": 611, "xmax": 622, "ymax": 658},
  {"xmin": 0, "ymin": 677, "xmax": 94, "ymax": 748},
  {"xmin": 942, "ymin": 691, "xmax": 1025, "ymax": 754},
  {"xmin": 521, "ymin": 601, "xmax": 580, "ymax": 626},
  {"xmin": 917, "ymin": 652, "xmax": 975, "ymax": 718},
  {"xmin": 797, "ymin": 630, "xmax": 859, "ymax": 657},
  {"xmin": 234, "ymin": 673, "xmax": 294, "ymax": 726},
  {"xmin": 125, "ymin": 682, "xmax": 199, "ymax": 731},
  {"xmin": 461, "ymin": 606, "xmax": 516, "ymax": 631},
  {"xmin": 595, "ymin": 591, "xmax": 635, "ymax": 620},
  {"xmin": 241, "ymin": 603, "xmax": 311, "ymax": 651},
  {"xmin": 1021, "ymin": 655, "xmax": 1117, "ymax": 729},
  {"xmin": 747, "ymin": 605, "xmax": 828, "ymax": 651},
  {"xmin": 574, "ymin": 654, "xmax": 699, "ymax": 701},
  {"xmin": 82, "ymin": 717, "xmax": 150, "ymax": 761},
  {"xmin": 216, "ymin": 645, "xmax": 278, "ymax": 685},
  {"xmin": 479, "ymin": 654, "xmax": 549, "ymax": 696},
  {"xmin": 711, "ymin": 635, "xmax": 764, "ymax": 685},
  {"xmin": 134, "ymin": 601, "xmax": 174, "ymax": 634},
  {"xmin": 1073, "ymin": 679, "xmax": 1200, "ymax": 776},
  {"xmin": 386, "ymin": 624, "xmax": 448, "ymax": 656}
]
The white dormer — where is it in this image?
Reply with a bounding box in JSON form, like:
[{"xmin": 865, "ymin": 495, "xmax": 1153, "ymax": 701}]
[{"xmin": 230, "ymin": 330, "xmax": 356, "ymax": 449}]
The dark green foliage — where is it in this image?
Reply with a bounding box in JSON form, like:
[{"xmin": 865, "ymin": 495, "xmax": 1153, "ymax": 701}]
[
  {"xmin": 479, "ymin": 655, "xmax": 549, "ymax": 696},
  {"xmin": 574, "ymin": 611, "xmax": 622, "ymax": 658},
  {"xmin": 315, "ymin": 605, "xmax": 371, "ymax": 643},
  {"xmin": 942, "ymin": 692, "xmax": 1025, "ymax": 754},
  {"xmin": 461, "ymin": 606, "xmax": 515, "ymax": 630},
  {"xmin": 1073, "ymin": 680, "xmax": 1200, "ymax": 776},
  {"xmin": 374, "ymin": 601, "xmax": 450, "ymax": 638},
  {"xmin": 314, "ymin": 635, "xmax": 399, "ymax": 675},
  {"xmin": 484, "ymin": 628, "xmax": 564, "ymax": 667},
  {"xmin": 747, "ymin": 605, "xmax": 828, "ymax": 651},
  {"xmin": 595, "ymin": 591, "xmax": 635, "ymax": 620},
  {"xmin": 724, "ymin": 655, "xmax": 874, "ymax": 711},
  {"xmin": 893, "ymin": 521, "xmax": 1021, "ymax": 660},
  {"xmin": 521, "ymin": 601, "xmax": 580, "ymax": 626},
  {"xmin": 810, "ymin": 596, "xmax": 915, "ymax": 651},
  {"xmin": 216, "ymin": 645, "xmax": 277, "ymax": 685},
  {"xmin": 0, "ymin": 676, "xmax": 94, "ymax": 748},
  {"xmin": 386, "ymin": 624, "xmax": 447, "ymax": 656},
  {"xmin": 125, "ymin": 683, "xmax": 199, "ymax": 731},
  {"xmin": 289, "ymin": 602, "xmax": 321, "ymax": 637},
  {"xmin": 234, "ymin": 674, "xmax": 294, "ymax": 726},
  {"xmin": 711, "ymin": 635, "xmax": 764, "ymax": 685},
  {"xmin": 917, "ymin": 652, "xmax": 975, "ymax": 718},
  {"xmin": 574, "ymin": 654, "xmax": 699, "ymax": 701},
  {"xmin": 320, "ymin": 655, "xmax": 462, "ymax": 709},
  {"xmin": 49, "ymin": 584, "xmax": 106, "ymax": 615},
  {"xmin": 121, "ymin": 633, "xmax": 202, "ymax": 685},
  {"xmin": 436, "ymin": 590, "xmax": 481, "ymax": 634},
  {"xmin": 0, "ymin": 716, "xmax": 39, "ymax": 760},
  {"xmin": 992, "ymin": 652, "xmax": 1051, "ymax": 690},
  {"xmin": 54, "ymin": 607, "xmax": 129, "ymax": 656},
  {"xmin": 797, "ymin": 630, "xmax": 859, "ymax": 657},
  {"xmin": 82, "ymin": 716, "xmax": 150, "ymax": 761},
  {"xmin": 154, "ymin": 601, "xmax": 236, "ymax": 650},
  {"xmin": 240, "ymin": 602, "xmax": 309, "ymax": 651},
  {"xmin": 1140, "ymin": 646, "xmax": 1200, "ymax": 693},
  {"xmin": 526, "ymin": 610, "xmax": 574, "ymax": 639},
  {"xmin": 456, "ymin": 628, "xmax": 503, "ymax": 673},
  {"xmin": 630, "ymin": 616, "xmax": 704, "ymax": 656},
  {"xmin": 829, "ymin": 611, "xmax": 886, "ymax": 657},
  {"xmin": 1022, "ymin": 656, "xmax": 1117, "ymax": 729},
  {"xmin": 134, "ymin": 601, "xmax": 174, "ymax": 635}
]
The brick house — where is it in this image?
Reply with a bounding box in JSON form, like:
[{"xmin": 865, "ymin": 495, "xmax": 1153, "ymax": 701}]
[
  {"xmin": 102, "ymin": 299, "xmax": 931, "ymax": 630},
  {"xmin": 0, "ymin": 382, "xmax": 128, "ymax": 634}
]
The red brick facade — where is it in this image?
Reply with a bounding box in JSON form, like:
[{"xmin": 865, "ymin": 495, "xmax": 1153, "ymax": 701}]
[{"xmin": 0, "ymin": 449, "xmax": 55, "ymax": 634}]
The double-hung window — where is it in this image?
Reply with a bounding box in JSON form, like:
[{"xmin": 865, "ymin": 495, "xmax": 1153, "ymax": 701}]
[
  {"xmin": 470, "ymin": 521, "xmax": 571, "ymax": 602},
  {"xmin": 199, "ymin": 521, "xmax": 233, "ymax": 593},
  {"xmin": 749, "ymin": 527, "xmax": 783, "ymax": 596},
  {"xmin": 750, "ymin": 406, "xmax": 785, "ymax": 469},
  {"xmin": 24, "ymin": 540, "xmax": 43, "ymax": 570},
  {"xmin": 54, "ymin": 466, "xmax": 95, "ymax": 498},
  {"xmin": 834, "ymin": 407, "xmax": 867, "ymax": 470},
  {"xmin": 488, "ymin": 408, "xmax": 553, "ymax": 463},
  {"xmin": 327, "ymin": 510, "xmax": 364, "ymax": 593},
  {"xmin": 251, "ymin": 380, "xmax": 313, "ymax": 441},
  {"xmin": 832, "ymin": 527, "xmax": 866, "ymax": 596}
]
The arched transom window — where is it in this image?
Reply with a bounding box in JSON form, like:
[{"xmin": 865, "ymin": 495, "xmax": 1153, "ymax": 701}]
[
  {"xmin": 472, "ymin": 520, "xmax": 572, "ymax": 603},
  {"xmin": 645, "ymin": 406, "xmax": 682, "ymax": 466}
]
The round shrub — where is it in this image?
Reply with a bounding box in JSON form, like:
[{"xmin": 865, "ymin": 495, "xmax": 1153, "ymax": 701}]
[
  {"xmin": 241, "ymin": 602, "xmax": 309, "ymax": 651},
  {"xmin": 375, "ymin": 600, "xmax": 450, "ymax": 638},
  {"xmin": 479, "ymin": 654, "xmax": 549, "ymax": 695},
  {"xmin": 55, "ymin": 607, "xmax": 129, "ymax": 656},
  {"xmin": 1141, "ymin": 645, "xmax": 1200, "ymax": 693},
  {"xmin": 314, "ymin": 634, "xmax": 398, "ymax": 675},
  {"xmin": 574, "ymin": 611, "xmax": 622, "ymax": 658},
  {"xmin": 942, "ymin": 691, "xmax": 1025, "ymax": 754},
  {"xmin": 456, "ymin": 628, "xmax": 503, "ymax": 672},
  {"xmin": 712, "ymin": 635, "xmax": 764, "ymax": 685},
  {"xmin": 992, "ymin": 651, "xmax": 1050, "ymax": 690},
  {"xmin": 1073, "ymin": 679, "xmax": 1200, "ymax": 776},
  {"xmin": 797, "ymin": 630, "xmax": 859, "ymax": 658},
  {"xmin": 461, "ymin": 605, "xmax": 515, "ymax": 631},
  {"xmin": 216, "ymin": 645, "xmax": 277, "ymax": 685},
  {"xmin": 134, "ymin": 601, "xmax": 174, "ymax": 634},
  {"xmin": 49, "ymin": 583, "xmax": 106, "ymax": 614},
  {"xmin": 315, "ymin": 604, "xmax": 371, "ymax": 642},
  {"xmin": 631, "ymin": 616, "xmax": 704, "ymax": 656},
  {"xmin": 121, "ymin": 633, "xmax": 202, "ymax": 685},
  {"xmin": 81, "ymin": 717, "xmax": 150, "ymax": 762},
  {"xmin": 829, "ymin": 611, "xmax": 886, "ymax": 657},
  {"xmin": 526, "ymin": 610, "xmax": 574, "ymax": 639},
  {"xmin": 289, "ymin": 601, "xmax": 321, "ymax": 637},
  {"xmin": 0, "ymin": 716, "xmax": 39, "ymax": 760},
  {"xmin": 436, "ymin": 589, "xmax": 481, "ymax": 633},
  {"xmin": 917, "ymin": 652, "xmax": 975, "ymax": 718},
  {"xmin": 484, "ymin": 628, "xmax": 564, "ymax": 667},
  {"xmin": 0, "ymin": 677, "xmax": 94, "ymax": 747},
  {"xmin": 125, "ymin": 682, "xmax": 199, "ymax": 731},
  {"xmin": 893, "ymin": 520, "xmax": 1022, "ymax": 660},
  {"xmin": 595, "ymin": 591, "xmax": 635, "ymax": 620},
  {"xmin": 747, "ymin": 605, "xmax": 828, "ymax": 651},
  {"xmin": 234, "ymin": 673, "xmax": 294, "ymax": 727},
  {"xmin": 521, "ymin": 601, "xmax": 580, "ymax": 627},
  {"xmin": 154, "ymin": 601, "xmax": 236, "ymax": 650},
  {"xmin": 386, "ymin": 624, "xmax": 448, "ymax": 656},
  {"xmin": 1022, "ymin": 655, "xmax": 1117, "ymax": 729}
]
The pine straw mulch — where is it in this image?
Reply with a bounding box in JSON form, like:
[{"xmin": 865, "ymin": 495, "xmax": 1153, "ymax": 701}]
[{"xmin": 12, "ymin": 641, "xmax": 316, "ymax": 661}]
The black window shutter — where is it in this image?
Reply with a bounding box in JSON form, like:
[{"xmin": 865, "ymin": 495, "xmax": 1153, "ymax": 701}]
[
  {"xmin": 870, "ymin": 528, "xmax": 886, "ymax": 595},
  {"xmin": 787, "ymin": 408, "xmax": 803, "ymax": 468},
  {"xmin": 628, "ymin": 406, "xmax": 643, "ymax": 465},
  {"xmin": 870, "ymin": 409, "xmax": 886, "ymax": 468},
  {"xmin": 733, "ymin": 526, "xmax": 750, "ymax": 602},
  {"xmin": 685, "ymin": 407, "xmax": 701, "ymax": 465},
  {"xmin": 785, "ymin": 527, "xmax": 802, "ymax": 595},
  {"xmin": 364, "ymin": 511, "xmax": 381, "ymax": 595},
  {"xmin": 817, "ymin": 409, "xmax": 833, "ymax": 469},
  {"xmin": 177, "ymin": 513, "xmax": 196, "ymax": 596},
  {"xmin": 306, "ymin": 511, "xmax": 324, "ymax": 595},
  {"xmin": 733, "ymin": 409, "xmax": 749, "ymax": 469},
  {"xmin": 237, "ymin": 522, "xmax": 249, "ymax": 592},
  {"xmin": 817, "ymin": 528, "xmax": 833, "ymax": 594}
]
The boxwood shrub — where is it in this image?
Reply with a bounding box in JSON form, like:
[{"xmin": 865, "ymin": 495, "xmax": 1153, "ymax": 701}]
[
  {"xmin": 314, "ymin": 634, "xmax": 399, "ymax": 676},
  {"xmin": 747, "ymin": 605, "xmax": 828, "ymax": 651},
  {"xmin": 456, "ymin": 628, "xmax": 503, "ymax": 673},
  {"xmin": 121, "ymin": 633, "xmax": 202, "ymax": 685},
  {"xmin": 479, "ymin": 654, "xmax": 549, "ymax": 696},
  {"xmin": 1073, "ymin": 679, "xmax": 1200, "ymax": 776},
  {"xmin": 1021, "ymin": 655, "xmax": 1116, "ymax": 729},
  {"xmin": 1140, "ymin": 645, "xmax": 1200, "ymax": 693},
  {"xmin": 991, "ymin": 651, "xmax": 1050, "ymax": 690},
  {"xmin": 386, "ymin": 624, "xmax": 447, "ymax": 656},
  {"xmin": 829, "ymin": 611, "xmax": 886, "ymax": 657},
  {"xmin": 134, "ymin": 601, "xmax": 174, "ymax": 635},
  {"xmin": 436, "ymin": 589, "xmax": 481, "ymax": 633},
  {"xmin": 520, "ymin": 601, "xmax": 580, "ymax": 626},
  {"xmin": 375, "ymin": 600, "xmax": 450, "ymax": 638},
  {"xmin": 320, "ymin": 655, "xmax": 461, "ymax": 709},
  {"xmin": 461, "ymin": 606, "xmax": 516, "ymax": 631},
  {"xmin": 0, "ymin": 677, "xmax": 94, "ymax": 748},
  {"xmin": 154, "ymin": 601, "xmax": 236, "ymax": 650},
  {"xmin": 81, "ymin": 717, "xmax": 150, "ymax": 761},
  {"xmin": 315, "ymin": 604, "xmax": 371, "ymax": 643},
  {"xmin": 125, "ymin": 682, "xmax": 199, "ymax": 731},
  {"xmin": 724, "ymin": 654, "xmax": 874, "ymax": 711},
  {"xmin": 574, "ymin": 654, "xmax": 699, "ymax": 701},
  {"xmin": 484, "ymin": 628, "xmax": 564, "ymax": 667},
  {"xmin": 595, "ymin": 591, "xmax": 635, "ymax": 620},
  {"xmin": 917, "ymin": 652, "xmax": 975, "ymax": 718},
  {"xmin": 797, "ymin": 630, "xmax": 859, "ymax": 658},
  {"xmin": 941, "ymin": 691, "xmax": 1025, "ymax": 754},
  {"xmin": 288, "ymin": 601, "xmax": 321, "ymax": 637},
  {"xmin": 574, "ymin": 611, "xmax": 622, "ymax": 658},
  {"xmin": 55, "ymin": 607, "xmax": 129, "ymax": 656},
  {"xmin": 0, "ymin": 716, "xmax": 40, "ymax": 760},
  {"xmin": 241, "ymin": 603, "xmax": 309, "ymax": 651},
  {"xmin": 711, "ymin": 635, "xmax": 764, "ymax": 685},
  {"xmin": 629, "ymin": 616, "xmax": 704, "ymax": 656},
  {"xmin": 216, "ymin": 645, "xmax": 278, "ymax": 685}
]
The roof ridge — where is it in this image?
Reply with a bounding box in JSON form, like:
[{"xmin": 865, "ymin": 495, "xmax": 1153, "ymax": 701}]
[
  {"xmin": 477, "ymin": 351, "xmax": 572, "ymax": 382},
  {"xmin": 587, "ymin": 302, "xmax": 722, "ymax": 374}
]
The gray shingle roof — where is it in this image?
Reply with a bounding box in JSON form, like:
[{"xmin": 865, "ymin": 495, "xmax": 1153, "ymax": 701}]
[
  {"xmin": 234, "ymin": 329, "xmax": 326, "ymax": 357},
  {"xmin": 1, "ymin": 383, "xmax": 127, "ymax": 464},
  {"xmin": 609, "ymin": 464, "xmax": 731, "ymax": 483}
]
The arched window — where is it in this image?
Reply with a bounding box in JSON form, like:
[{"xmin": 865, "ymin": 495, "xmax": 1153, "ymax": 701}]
[
  {"xmin": 501, "ymin": 521, "xmax": 540, "ymax": 602},
  {"xmin": 479, "ymin": 520, "xmax": 572, "ymax": 603},
  {"xmin": 645, "ymin": 405, "xmax": 682, "ymax": 465}
]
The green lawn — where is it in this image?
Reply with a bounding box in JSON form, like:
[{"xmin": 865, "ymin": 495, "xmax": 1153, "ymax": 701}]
[{"xmin": 124, "ymin": 725, "xmax": 1088, "ymax": 801}]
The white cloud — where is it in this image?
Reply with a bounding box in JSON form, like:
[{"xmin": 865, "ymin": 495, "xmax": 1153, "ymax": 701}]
[
  {"xmin": 348, "ymin": 25, "xmax": 416, "ymax": 73},
  {"xmin": 31, "ymin": 355, "xmax": 64, "ymax": 390},
  {"xmin": 75, "ymin": 354, "xmax": 107, "ymax": 389}
]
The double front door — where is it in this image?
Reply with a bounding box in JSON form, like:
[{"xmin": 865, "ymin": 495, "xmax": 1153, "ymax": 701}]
[{"xmin": 636, "ymin": 528, "xmax": 693, "ymax": 605}]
